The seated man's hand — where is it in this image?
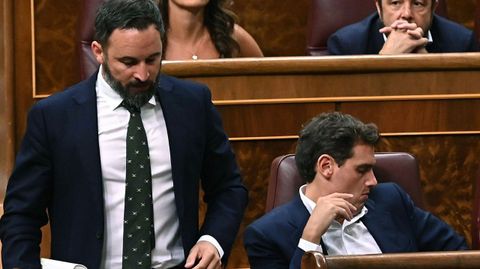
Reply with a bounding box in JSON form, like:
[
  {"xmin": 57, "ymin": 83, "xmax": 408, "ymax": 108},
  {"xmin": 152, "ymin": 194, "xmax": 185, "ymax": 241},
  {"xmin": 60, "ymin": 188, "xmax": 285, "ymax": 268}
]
[
  {"xmin": 379, "ymin": 20, "xmax": 429, "ymax": 54},
  {"xmin": 301, "ymin": 193, "xmax": 356, "ymax": 244},
  {"xmin": 185, "ymin": 241, "xmax": 222, "ymax": 269}
]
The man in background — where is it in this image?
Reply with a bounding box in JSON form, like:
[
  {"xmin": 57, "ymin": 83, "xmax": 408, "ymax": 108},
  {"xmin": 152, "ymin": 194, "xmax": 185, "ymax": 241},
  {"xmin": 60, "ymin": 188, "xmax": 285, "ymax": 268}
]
[
  {"xmin": 244, "ymin": 112, "xmax": 467, "ymax": 269},
  {"xmin": 0, "ymin": 0, "xmax": 248, "ymax": 268},
  {"xmin": 328, "ymin": 0, "xmax": 478, "ymax": 55}
]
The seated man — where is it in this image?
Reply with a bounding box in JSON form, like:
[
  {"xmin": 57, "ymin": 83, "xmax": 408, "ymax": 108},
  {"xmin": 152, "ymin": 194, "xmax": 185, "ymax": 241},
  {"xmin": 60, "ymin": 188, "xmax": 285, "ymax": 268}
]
[
  {"xmin": 244, "ymin": 112, "xmax": 467, "ymax": 269},
  {"xmin": 327, "ymin": 0, "xmax": 478, "ymax": 55}
]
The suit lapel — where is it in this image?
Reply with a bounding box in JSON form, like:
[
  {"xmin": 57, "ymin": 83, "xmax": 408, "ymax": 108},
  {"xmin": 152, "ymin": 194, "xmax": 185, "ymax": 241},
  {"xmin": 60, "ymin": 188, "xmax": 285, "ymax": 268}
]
[
  {"xmin": 69, "ymin": 73, "xmax": 104, "ymax": 212},
  {"xmin": 287, "ymin": 197, "xmax": 311, "ymax": 245},
  {"xmin": 371, "ymin": 14, "xmax": 386, "ymax": 53},
  {"xmin": 156, "ymin": 76, "xmax": 185, "ymax": 218},
  {"xmin": 362, "ymin": 199, "xmax": 413, "ymax": 252}
]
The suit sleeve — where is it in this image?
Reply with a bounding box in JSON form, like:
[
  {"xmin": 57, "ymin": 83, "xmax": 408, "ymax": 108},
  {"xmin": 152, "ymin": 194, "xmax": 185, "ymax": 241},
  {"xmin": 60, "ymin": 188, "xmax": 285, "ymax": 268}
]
[
  {"xmin": 197, "ymin": 86, "xmax": 248, "ymax": 263},
  {"xmin": 327, "ymin": 34, "xmax": 346, "ymax": 55},
  {"xmin": 0, "ymin": 104, "xmax": 52, "ymax": 269},
  {"xmin": 466, "ymin": 31, "xmax": 479, "ymax": 52},
  {"xmin": 244, "ymin": 223, "xmax": 298, "ymax": 269},
  {"xmin": 394, "ymin": 184, "xmax": 469, "ymax": 250}
]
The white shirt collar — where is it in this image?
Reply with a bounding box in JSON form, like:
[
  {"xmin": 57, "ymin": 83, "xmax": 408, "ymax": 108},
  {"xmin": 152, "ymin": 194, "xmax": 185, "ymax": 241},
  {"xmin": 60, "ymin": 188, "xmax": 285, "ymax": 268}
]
[{"xmin": 299, "ymin": 184, "xmax": 369, "ymax": 224}]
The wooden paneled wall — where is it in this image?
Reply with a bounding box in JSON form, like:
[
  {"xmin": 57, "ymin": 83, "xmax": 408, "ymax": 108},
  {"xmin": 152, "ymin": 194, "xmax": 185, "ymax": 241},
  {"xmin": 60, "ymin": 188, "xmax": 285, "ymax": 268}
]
[
  {"xmin": 0, "ymin": 0, "xmax": 14, "ymax": 198},
  {"xmin": 160, "ymin": 55, "xmax": 480, "ymax": 267}
]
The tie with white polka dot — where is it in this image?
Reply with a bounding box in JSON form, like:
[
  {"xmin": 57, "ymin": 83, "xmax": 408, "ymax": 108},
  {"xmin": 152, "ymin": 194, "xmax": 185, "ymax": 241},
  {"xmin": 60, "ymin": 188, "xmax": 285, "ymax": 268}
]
[{"xmin": 122, "ymin": 102, "xmax": 154, "ymax": 269}]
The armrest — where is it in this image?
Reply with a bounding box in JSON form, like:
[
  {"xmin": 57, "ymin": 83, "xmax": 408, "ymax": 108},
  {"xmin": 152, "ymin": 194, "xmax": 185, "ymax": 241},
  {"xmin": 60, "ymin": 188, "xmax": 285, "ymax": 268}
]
[{"xmin": 302, "ymin": 250, "xmax": 480, "ymax": 269}]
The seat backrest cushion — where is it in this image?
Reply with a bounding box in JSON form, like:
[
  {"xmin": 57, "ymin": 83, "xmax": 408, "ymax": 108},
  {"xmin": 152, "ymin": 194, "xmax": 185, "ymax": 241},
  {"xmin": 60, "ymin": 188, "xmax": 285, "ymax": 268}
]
[{"xmin": 265, "ymin": 152, "xmax": 424, "ymax": 212}]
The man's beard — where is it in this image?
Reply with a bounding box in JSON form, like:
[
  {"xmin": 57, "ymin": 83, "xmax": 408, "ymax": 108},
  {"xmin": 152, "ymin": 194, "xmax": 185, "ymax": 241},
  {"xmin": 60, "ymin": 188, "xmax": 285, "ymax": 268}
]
[{"xmin": 103, "ymin": 61, "xmax": 158, "ymax": 109}]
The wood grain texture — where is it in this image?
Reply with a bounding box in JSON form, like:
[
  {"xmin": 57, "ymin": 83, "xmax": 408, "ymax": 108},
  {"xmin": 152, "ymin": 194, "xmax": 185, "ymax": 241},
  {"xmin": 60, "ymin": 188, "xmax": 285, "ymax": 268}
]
[
  {"xmin": 302, "ymin": 250, "xmax": 480, "ymax": 269},
  {"xmin": 231, "ymin": 0, "xmax": 310, "ymax": 56},
  {"xmin": 0, "ymin": 0, "xmax": 14, "ymax": 203},
  {"xmin": 33, "ymin": 0, "xmax": 82, "ymax": 96}
]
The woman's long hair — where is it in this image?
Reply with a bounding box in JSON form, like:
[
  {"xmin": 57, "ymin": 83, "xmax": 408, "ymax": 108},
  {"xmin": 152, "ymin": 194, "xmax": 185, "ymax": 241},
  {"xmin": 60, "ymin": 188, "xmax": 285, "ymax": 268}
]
[{"xmin": 160, "ymin": 0, "xmax": 240, "ymax": 58}]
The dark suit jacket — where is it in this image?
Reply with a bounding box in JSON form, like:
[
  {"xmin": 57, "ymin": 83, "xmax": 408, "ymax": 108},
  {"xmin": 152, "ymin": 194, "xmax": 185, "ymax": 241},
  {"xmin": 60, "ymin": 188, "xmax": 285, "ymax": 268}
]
[
  {"xmin": 0, "ymin": 72, "xmax": 248, "ymax": 269},
  {"xmin": 327, "ymin": 13, "xmax": 478, "ymax": 55},
  {"xmin": 244, "ymin": 183, "xmax": 468, "ymax": 269}
]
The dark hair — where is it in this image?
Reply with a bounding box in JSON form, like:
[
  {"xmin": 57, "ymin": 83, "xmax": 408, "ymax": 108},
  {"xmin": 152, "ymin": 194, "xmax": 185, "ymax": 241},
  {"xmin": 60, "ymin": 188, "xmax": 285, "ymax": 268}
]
[
  {"xmin": 376, "ymin": 0, "xmax": 437, "ymax": 11},
  {"xmin": 94, "ymin": 0, "xmax": 165, "ymax": 47},
  {"xmin": 295, "ymin": 112, "xmax": 380, "ymax": 183},
  {"xmin": 159, "ymin": 0, "xmax": 240, "ymax": 58}
]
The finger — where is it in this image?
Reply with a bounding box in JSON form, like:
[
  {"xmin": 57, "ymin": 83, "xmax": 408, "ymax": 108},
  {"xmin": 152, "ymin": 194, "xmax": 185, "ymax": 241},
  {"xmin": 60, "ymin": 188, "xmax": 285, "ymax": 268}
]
[
  {"xmin": 379, "ymin": 26, "xmax": 392, "ymax": 34},
  {"xmin": 410, "ymin": 36, "xmax": 429, "ymax": 47},
  {"xmin": 394, "ymin": 22, "xmax": 417, "ymax": 31},
  {"xmin": 192, "ymin": 254, "xmax": 213, "ymax": 269},
  {"xmin": 206, "ymin": 258, "xmax": 221, "ymax": 269},
  {"xmin": 407, "ymin": 28, "xmax": 425, "ymax": 39},
  {"xmin": 185, "ymin": 249, "xmax": 200, "ymax": 268},
  {"xmin": 192, "ymin": 259, "xmax": 207, "ymax": 269},
  {"xmin": 387, "ymin": 19, "xmax": 409, "ymax": 29},
  {"xmin": 341, "ymin": 201, "xmax": 354, "ymax": 220},
  {"xmin": 328, "ymin": 193, "xmax": 354, "ymax": 199},
  {"xmin": 331, "ymin": 198, "xmax": 356, "ymax": 219}
]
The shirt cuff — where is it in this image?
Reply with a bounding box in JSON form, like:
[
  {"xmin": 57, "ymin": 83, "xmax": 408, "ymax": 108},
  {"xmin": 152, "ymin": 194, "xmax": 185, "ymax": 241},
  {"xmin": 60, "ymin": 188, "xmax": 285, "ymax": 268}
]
[
  {"xmin": 298, "ymin": 238, "xmax": 323, "ymax": 253},
  {"xmin": 198, "ymin": 235, "xmax": 224, "ymax": 258}
]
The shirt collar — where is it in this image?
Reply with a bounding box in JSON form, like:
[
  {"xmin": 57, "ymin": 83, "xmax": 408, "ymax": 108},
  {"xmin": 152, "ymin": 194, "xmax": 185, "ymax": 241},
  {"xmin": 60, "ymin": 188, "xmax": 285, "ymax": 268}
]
[
  {"xmin": 96, "ymin": 65, "xmax": 157, "ymax": 111},
  {"xmin": 299, "ymin": 184, "xmax": 368, "ymax": 224}
]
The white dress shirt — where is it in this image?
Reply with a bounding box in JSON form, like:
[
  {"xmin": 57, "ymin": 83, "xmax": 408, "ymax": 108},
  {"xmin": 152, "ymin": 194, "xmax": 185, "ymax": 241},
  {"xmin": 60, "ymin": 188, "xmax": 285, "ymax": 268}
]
[
  {"xmin": 298, "ymin": 185, "xmax": 382, "ymax": 255},
  {"xmin": 95, "ymin": 66, "xmax": 222, "ymax": 268}
]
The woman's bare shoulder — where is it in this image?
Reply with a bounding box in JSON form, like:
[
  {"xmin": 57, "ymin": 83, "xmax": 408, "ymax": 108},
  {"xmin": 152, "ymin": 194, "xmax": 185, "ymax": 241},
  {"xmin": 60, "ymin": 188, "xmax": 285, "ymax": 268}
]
[{"xmin": 232, "ymin": 24, "xmax": 264, "ymax": 57}]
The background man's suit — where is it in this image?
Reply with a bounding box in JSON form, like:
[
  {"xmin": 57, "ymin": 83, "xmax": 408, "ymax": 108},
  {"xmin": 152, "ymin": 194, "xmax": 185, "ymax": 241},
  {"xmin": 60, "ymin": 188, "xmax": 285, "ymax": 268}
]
[
  {"xmin": 0, "ymin": 72, "xmax": 248, "ymax": 269},
  {"xmin": 244, "ymin": 183, "xmax": 467, "ymax": 269},
  {"xmin": 327, "ymin": 13, "xmax": 478, "ymax": 55}
]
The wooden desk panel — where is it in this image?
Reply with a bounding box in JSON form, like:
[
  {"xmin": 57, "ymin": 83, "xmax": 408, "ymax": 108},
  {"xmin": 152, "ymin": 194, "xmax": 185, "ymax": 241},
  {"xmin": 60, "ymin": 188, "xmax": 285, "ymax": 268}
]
[
  {"xmin": 217, "ymin": 102, "xmax": 335, "ymax": 138},
  {"xmin": 342, "ymin": 99, "xmax": 480, "ymax": 134}
]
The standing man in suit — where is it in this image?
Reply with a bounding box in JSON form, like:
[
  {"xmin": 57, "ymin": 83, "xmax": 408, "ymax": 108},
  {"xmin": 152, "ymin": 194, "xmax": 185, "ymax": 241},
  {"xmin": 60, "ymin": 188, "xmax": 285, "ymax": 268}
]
[
  {"xmin": 327, "ymin": 0, "xmax": 478, "ymax": 55},
  {"xmin": 0, "ymin": 0, "xmax": 248, "ymax": 268},
  {"xmin": 244, "ymin": 112, "xmax": 467, "ymax": 269}
]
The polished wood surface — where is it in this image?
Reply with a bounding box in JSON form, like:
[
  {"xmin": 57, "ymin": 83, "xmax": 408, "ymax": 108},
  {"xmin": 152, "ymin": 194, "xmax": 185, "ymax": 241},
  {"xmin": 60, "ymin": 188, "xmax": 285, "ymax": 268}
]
[
  {"xmin": 162, "ymin": 54, "xmax": 480, "ymax": 138},
  {"xmin": 302, "ymin": 250, "xmax": 480, "ymax": 269}
]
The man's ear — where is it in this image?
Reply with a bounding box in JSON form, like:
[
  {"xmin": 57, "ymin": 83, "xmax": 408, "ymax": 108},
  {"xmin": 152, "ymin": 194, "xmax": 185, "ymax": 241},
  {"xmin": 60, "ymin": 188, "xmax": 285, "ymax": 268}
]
[
  {"xmin": 316, "ymin": 154, "xmax": 335, "ymax": 179},
  {"xmin": 91, "ymin": 41, "xmax": 105, "ymax": 65}
]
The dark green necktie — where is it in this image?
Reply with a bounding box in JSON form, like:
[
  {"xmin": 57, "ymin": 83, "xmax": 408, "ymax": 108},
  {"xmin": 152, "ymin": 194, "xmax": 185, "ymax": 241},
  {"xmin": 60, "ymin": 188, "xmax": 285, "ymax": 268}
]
[{"xmin": 122, "ymin": 102, "xmax": 154, "ymax": 269}]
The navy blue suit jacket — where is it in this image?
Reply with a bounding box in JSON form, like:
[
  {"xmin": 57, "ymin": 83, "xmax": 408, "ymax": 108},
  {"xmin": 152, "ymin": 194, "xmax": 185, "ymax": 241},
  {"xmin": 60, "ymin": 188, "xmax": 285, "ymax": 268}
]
[
  {"xmin": 244, "ymin": 183, "xmax": 467, "ymax": 269},
  {"xmin": 0, "ymin": 72, "xmax": 248, "ymax": 269},
  {"xmin": 327, "ymin": 13, "xmax": 478, "ymax": 55}
]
